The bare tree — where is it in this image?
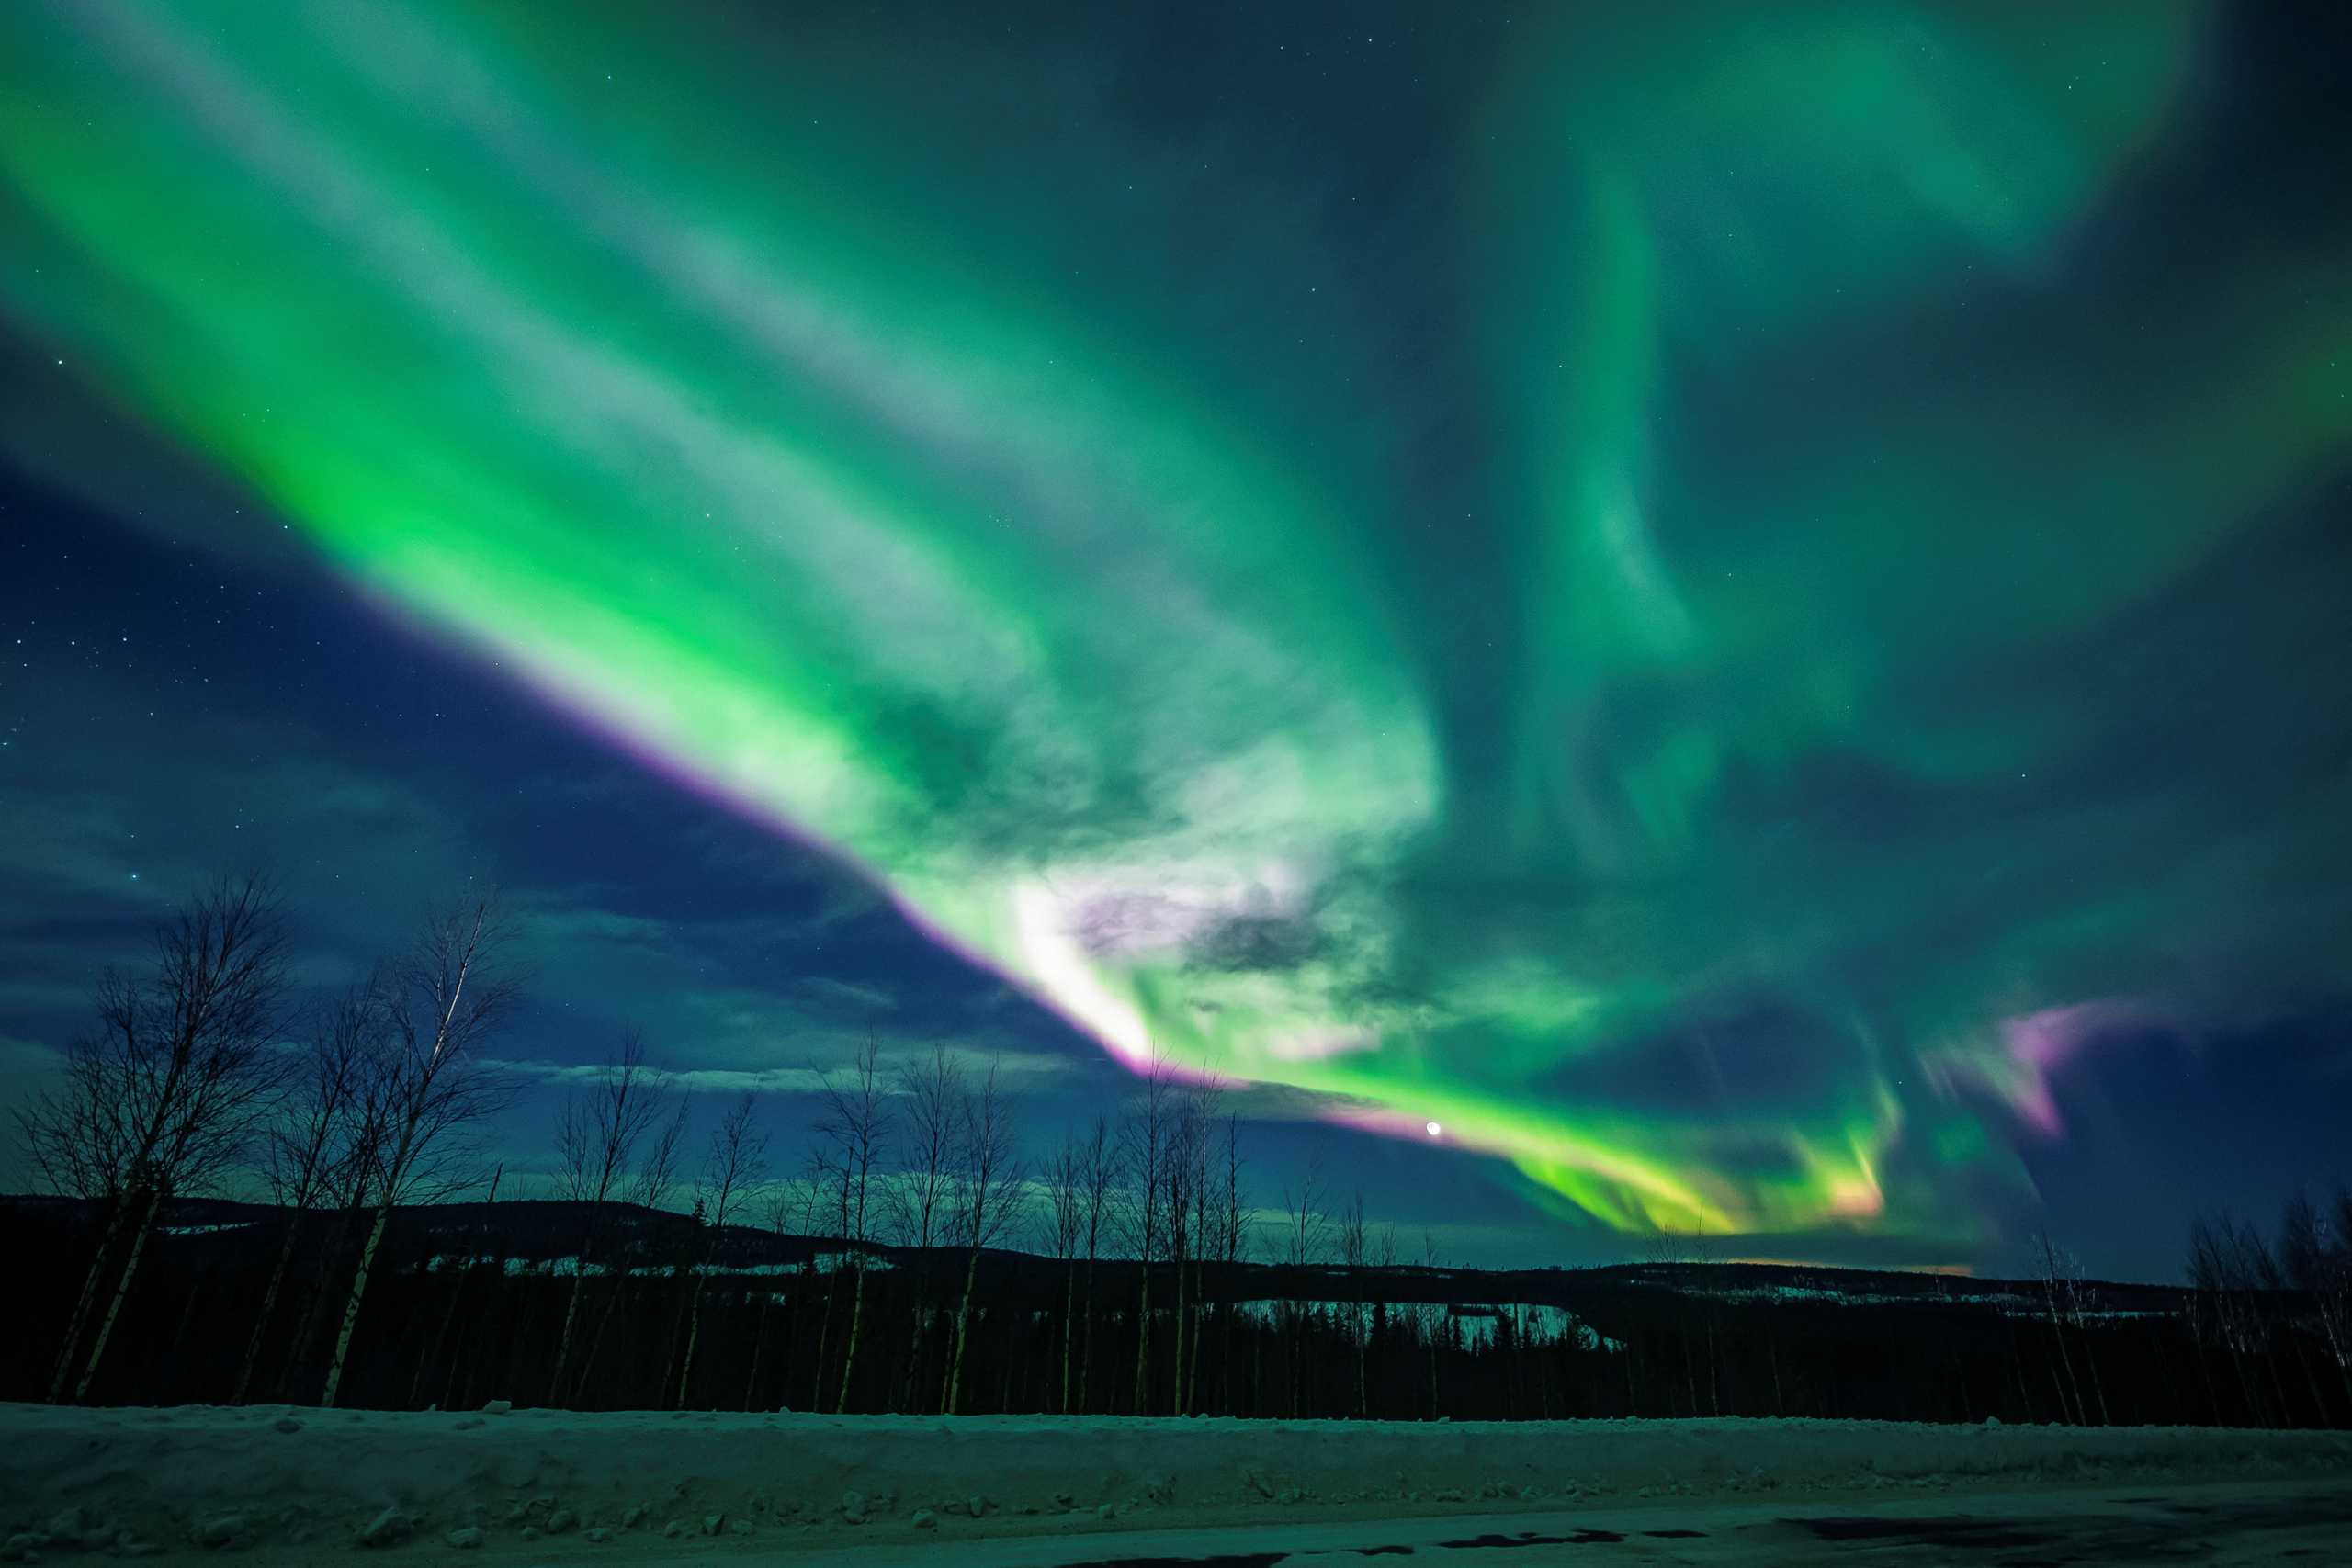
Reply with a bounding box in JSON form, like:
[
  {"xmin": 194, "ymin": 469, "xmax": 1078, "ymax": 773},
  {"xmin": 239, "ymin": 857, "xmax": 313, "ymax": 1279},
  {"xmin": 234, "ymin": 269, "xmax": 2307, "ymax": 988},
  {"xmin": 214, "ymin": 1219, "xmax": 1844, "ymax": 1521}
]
[
  {"xmin": 1279, "ymin": 1150, "xmax": 1329, "ymax": 1417},
  {"xmin": 885, "ymin": 1044, "xmax": 963, "ymax": 1408},
  {"xmin": 2037, "ymin": 1230, "xmax": 2110, "ymax": 1425},
  {"xmin": 575, "ymin": 1094, "xmax": 687, "ymax": 1403},
  {"xmin": 673, "ymin": 1092, "xmax": 769, "ymax": 1406},
  {"xmin": 943, "ymin": 1056, "xmax": 1023, "ymax": 1413},
  {"xmin": 1372, "ymin": 1219, "xmax": 1398, "ymax": 1418},
  {"xmin": 1340, "ymin": 1188, "xmax": 1369, "ymax": 1417},
  {"xmin": 743, "ymin": 1171, "xmax": 820, "ymax": 1410},
  {"xmin": 1163, "ymin": 1085, "xmax": 1198, "ymax": 1417},
  {"xmin": 799, "ymin": 1142, "xmax": 844, "ymax": 1411},
  {"xmin": 548, "ymin": 1027, "xmax": 664, "ymax": 1403},
  {"xmin": 269, "ymin": 1054, "xmax": 394, "ymax": 1402},
  {"xmin": 1116, "ymin": 1057, "xmax": 1174, "ymax": 1414},
  {"xmin": 1216, "ymin": 1113, "xmax": 1249, "ymax": 1416},
  {"xmin": 2187, "ymin": 1210, "xmax": 2273, "ymax": 1424},
  {"xmin": 1041, "ymin": 1128, "xmax": 1088, "ymax": 1412},
  {"xmin": 410, "ymin": 1160, "xmax": 503, "ymax": 1409},
  {"xmin": 1170, "ymin": 1068, "xmax": 1225, "ymax": 1416},
  {"xmin": 814, "ymin": 1034, "xmax": 889, "ymax": 1413},
  {"xmin": 231, "ymin": 986, "xmax": 374, "ymax": 1404},
  {"xmin": 2281, "ymin": 1187, "xmax": 2352, "ymax": 1410},
  {"xmin": 1075, "ymin": 1114, "xmax": 1118, "ymax": 1414},
  {"xmin": 319, "ymin": 892, "xmax": 521, "ymax": 1408},
  {"xmin": 1420, "ymin": 1228, "xmax": 1442, "ymax": 1419},
  {"xmin": 15, "ymin": 874, "xmax": 293, "ymax": 1403}
]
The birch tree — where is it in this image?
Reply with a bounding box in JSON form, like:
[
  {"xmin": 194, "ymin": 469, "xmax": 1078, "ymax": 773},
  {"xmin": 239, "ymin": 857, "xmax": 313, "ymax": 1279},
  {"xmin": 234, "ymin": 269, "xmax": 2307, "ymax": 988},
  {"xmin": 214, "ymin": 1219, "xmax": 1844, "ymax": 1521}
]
[
  {"xmin": 885, "ymin": 1044, "xmax": 962, "ymax": 1408},
  {"xmin": 232, "ymin": 986, "xmax": 374, "ymax": 1404},
  {"xmin": 814, "ymin": 1034, "xmax": 888, "ymax": 1413},
  {"xmin": 1181, "ymin": 1073, "xmax": 1226, "ymax": 1415},
  {"xmin": 742, "ymin": 1172, "xmax": 820, "ymax": 1410},
  {"xmin": 1075, "ymin": 1115, "xmax": 1117, "ymax": 1414},
  {"xmin": 673, "ymin": 1092, "xmax": 768, "ymax": 1407},
  {"xmin": 1041, "ymin": 1129, "xmax": 1087, "ymax": 1412},
  {"xmin": 16, "ymin": 874, "xmax": 292, "ymax": 1403},
  {"xmin": 1117, "ymin": 1063, "xmax": 1173, "ymax": 1414},
  {"xmin": 271, "ymin": 1057, "xmax": 393, "ymax": 1400},
  {"xmin": 2038, "ymin": 1230, "xmax": 2110, "ymax": 1425},
  {"xmin": 1340, "ymin": 1188, "xmax": 1369, "ymax": 1417},
  {"xmin": 1215, "ymin": 1114, "xmax": 1248, "ymax": 1415},
  {"xmin": 1163, "ymin": 1089, "xmax": 1197, "ymax": 1418},
  {"xmin": 942, "ymin": 1055, "xmax": 1023, "ymax": 1413},
  {"xmin": 318, "ymin": 893, "xmax": 520, "ymax": 1408},
  {"xmin": 2280, "ymin": 1187, "xmax": 2352, "ymax": 1409},
  {"xmin": 576, "ymin": 1096, "xmax": 686, "ymax": 1401},
  {"xmin": 1279, "ymin": 1152, "xmax": 1329, "ymax": 1417},
  {"xmin": 548, "ymin": 1028, "xmax": 663, "ymax": 1404}
]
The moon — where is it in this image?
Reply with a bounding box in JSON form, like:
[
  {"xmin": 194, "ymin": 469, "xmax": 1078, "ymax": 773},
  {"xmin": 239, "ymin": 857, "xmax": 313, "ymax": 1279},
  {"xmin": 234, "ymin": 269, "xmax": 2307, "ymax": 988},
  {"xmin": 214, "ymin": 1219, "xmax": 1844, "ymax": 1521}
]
[{"xmin": 1425, "ymin": 1121, "xmax": 1442, "ymax": 1137}]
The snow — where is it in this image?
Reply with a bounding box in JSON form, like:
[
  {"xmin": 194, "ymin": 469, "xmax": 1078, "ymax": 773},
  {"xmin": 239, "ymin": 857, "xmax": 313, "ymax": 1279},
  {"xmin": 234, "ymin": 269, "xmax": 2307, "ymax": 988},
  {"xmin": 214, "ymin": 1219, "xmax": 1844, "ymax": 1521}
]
[
  {"xmin": 153, "ymin": 1224, "xmax": 256, "ymax": 1237},
  {"xmin": 2, "ymin": 1403, "xmax": 2346, "ymax": 1563},
  {"xmin": 1228, "ymin": 1298, "xmax": 1623, "ymax": 1352}
]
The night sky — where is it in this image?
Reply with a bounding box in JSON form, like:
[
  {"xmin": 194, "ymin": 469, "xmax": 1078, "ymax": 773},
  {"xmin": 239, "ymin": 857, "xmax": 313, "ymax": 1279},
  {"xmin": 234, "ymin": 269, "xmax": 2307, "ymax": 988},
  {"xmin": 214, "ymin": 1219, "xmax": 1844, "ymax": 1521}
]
[{"xmin": 3, "ymin": 0, "xmax": 2346, "ymax": 1282}]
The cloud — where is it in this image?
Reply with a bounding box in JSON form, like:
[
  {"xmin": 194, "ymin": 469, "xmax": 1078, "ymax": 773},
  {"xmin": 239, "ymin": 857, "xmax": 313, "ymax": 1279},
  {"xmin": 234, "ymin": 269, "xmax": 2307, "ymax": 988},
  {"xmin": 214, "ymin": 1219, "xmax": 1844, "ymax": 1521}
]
[{"xmin": 492, "ymin": 1041, "xmax": 1080, "ymax": 1100}]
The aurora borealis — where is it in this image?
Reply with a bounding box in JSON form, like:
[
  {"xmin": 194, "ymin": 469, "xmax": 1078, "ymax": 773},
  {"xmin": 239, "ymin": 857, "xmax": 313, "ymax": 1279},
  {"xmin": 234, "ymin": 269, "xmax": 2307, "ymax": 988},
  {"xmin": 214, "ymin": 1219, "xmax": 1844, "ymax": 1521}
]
[{"xmin": 3, "ymin": 1, "xmax": 2347, "ymax": 1270}]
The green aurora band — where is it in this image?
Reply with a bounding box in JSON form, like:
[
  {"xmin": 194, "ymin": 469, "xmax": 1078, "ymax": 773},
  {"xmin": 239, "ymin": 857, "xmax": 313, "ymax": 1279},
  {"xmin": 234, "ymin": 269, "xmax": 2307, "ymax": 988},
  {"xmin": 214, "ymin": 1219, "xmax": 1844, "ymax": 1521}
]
[{"xmin": 4, "ymin": 1, "xmax": 2346, "ymax": 1248}]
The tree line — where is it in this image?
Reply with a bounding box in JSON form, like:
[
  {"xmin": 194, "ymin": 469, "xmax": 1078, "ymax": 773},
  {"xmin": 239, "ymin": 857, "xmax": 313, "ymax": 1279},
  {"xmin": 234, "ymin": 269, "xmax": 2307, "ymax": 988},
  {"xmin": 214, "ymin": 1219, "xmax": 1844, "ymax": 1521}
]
[
  {"xmin": 8, "ymin": 877, "xmax": 2350, "ymax": 1428},
  {"xmin": 13, "ymin": 874, "xmax": 518, "ymax": 1409}
]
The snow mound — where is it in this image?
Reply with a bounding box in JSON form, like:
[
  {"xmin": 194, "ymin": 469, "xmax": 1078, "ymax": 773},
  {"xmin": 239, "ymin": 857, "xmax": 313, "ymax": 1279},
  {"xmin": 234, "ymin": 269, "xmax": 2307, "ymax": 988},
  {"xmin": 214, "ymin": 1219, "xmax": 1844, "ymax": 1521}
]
[{"xmin": 3, "ymin": 1403, "xmax": 2346, "ymax": 1560}]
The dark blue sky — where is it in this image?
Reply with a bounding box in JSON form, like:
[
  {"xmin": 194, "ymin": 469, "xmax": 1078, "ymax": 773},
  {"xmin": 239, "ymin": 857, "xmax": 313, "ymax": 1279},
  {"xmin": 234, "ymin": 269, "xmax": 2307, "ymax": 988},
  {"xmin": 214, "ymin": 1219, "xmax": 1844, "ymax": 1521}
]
[{"xmin": 3, "ymin": 0, "xmax": 2347, "ymax": 1281}]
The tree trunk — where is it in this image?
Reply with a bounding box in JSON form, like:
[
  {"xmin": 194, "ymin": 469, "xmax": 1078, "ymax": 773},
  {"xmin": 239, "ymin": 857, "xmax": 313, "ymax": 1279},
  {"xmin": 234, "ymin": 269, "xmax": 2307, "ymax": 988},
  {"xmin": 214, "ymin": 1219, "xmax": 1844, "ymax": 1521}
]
[
  {"xmin": 411, "ymin": 1249, "xmax": 474, "ymax": 1408},
  {"xmin": 2262, "ymin": 1326, "xmax": 2293, "ymax": 1427},
  {"xmin": 1132, "ymin": 1266, "xmax": 1153, "ymax": 1416},
  {"xmin": 444, "ymin": 1235, "xmax": 501, "ymax": 1413},
  {"xmin": 1288, "ymin": 1305, "xmax": 1301, "ymax": 1417},
  {"xmin": 2078, "ymin": 1325, "xmax": 2112, "ymax": 1426},
  {"xmin": 1220, "ymin": 1286, "xmax": 1237, "ymax": 1415},
  {"xmin": 2316, "ymin": 1300, "xmax": 2352, "ymax": 1416},
  {"xmin": 232, "ymin": 1209, "xmax": 306, "ymax": 1404},
  {"xmin": 549, "ymin": 1264, "xmax": 594, "ymax": 1404},
  {"xmin": 1189, "ymin": 1271, "xmax": 1208, "ymax": 1418},
  {"xmin": 743, "ymin": 1290, "xmax": 773, "ymax": 1411},
  {"xmin": 48, "ymin": 1190, "xmax": 136, "ymax": 1403},
  {"xmin": 1078, "ymin": 1258, "xmax": 1096, "ymax": 1416},
  {"xmin": 2045, "ymin": 1308, "xmax": 2086, "ymax": 1424},
  {"xmin": 1428, "ymin": 1314, "xmax": 1441, "ymax": 1419},
  {"xmin": 320, "ymin": 1201, "xmax": 391, "ymax": 1408},
  {"xmin": 674, "ymin": 1274, "xmax": 705, "ymax": 1409},
  {"xmin": 945, "ymin": 1248, "xmax": 980, "ymax": 1414},
  {"xmin": 273, "ymin": 1222, "xmax": 349, "ymax": 1401},
  {"xmin": 1000, "ymin": 1309, "xmax": 1018, "ymax": 1413},
  {"xmin": 811, "ymin": 1264, "xmax": 838, "ymax": 1412},
  {"xmin": 2224, "ymin": 1320, "xmax": 2259, "ymax": 1425},
  {"xmin": 1171, "ymin": 1255, "xmax": 1187, "ymax": 1417},
  {"xmin": 835, "ymin": 1262, "xmax": 867, "ymax": 1415},
  {"xmin": 1060, "ymin": 1260, "xmax": 1076, "ymax": 1414},
  {"xmin": 576, "ymin": 1258, "xmax": 639, "ymax": 1406},
  {"xmin": 1252, "ymin": 1316, "xmax": 1263, "ymax": 1416},
  {"xmin": 71, "ymin": 1184, "xmax": 167, "ymax": 1403},
  {"xmin": 899, "ymin": 1282, "xmax": 926, "ymax": 1415}
]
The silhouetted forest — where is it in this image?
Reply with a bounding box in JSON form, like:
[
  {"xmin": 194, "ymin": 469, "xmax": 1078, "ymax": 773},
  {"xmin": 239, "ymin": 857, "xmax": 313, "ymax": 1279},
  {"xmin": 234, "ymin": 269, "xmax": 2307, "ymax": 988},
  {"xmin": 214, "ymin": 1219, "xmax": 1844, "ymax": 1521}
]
[
  {"xmin": 10, "ymin": 877, "xmax": 2350, "ymax": 1427},
  {"xmin": 6, "ymin": 1190, "xmax": 2349, "ymax": 1428}
]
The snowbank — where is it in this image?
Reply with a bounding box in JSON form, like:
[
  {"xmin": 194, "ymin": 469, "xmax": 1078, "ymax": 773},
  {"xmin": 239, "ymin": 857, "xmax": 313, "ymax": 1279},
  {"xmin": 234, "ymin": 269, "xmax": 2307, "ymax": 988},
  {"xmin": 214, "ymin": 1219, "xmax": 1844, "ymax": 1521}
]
[{"xmin": 3, "ymin": 1402, "xmax": 2346, "ymax": 1560}]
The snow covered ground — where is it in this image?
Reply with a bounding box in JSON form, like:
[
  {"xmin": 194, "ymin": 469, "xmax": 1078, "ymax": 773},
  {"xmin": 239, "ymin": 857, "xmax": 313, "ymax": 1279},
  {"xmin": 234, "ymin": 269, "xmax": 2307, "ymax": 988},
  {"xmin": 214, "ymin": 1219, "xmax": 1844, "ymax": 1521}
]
[{"xmin": 3, "ymin": 1403, "xmax": 2347, "ymax": 1563}]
